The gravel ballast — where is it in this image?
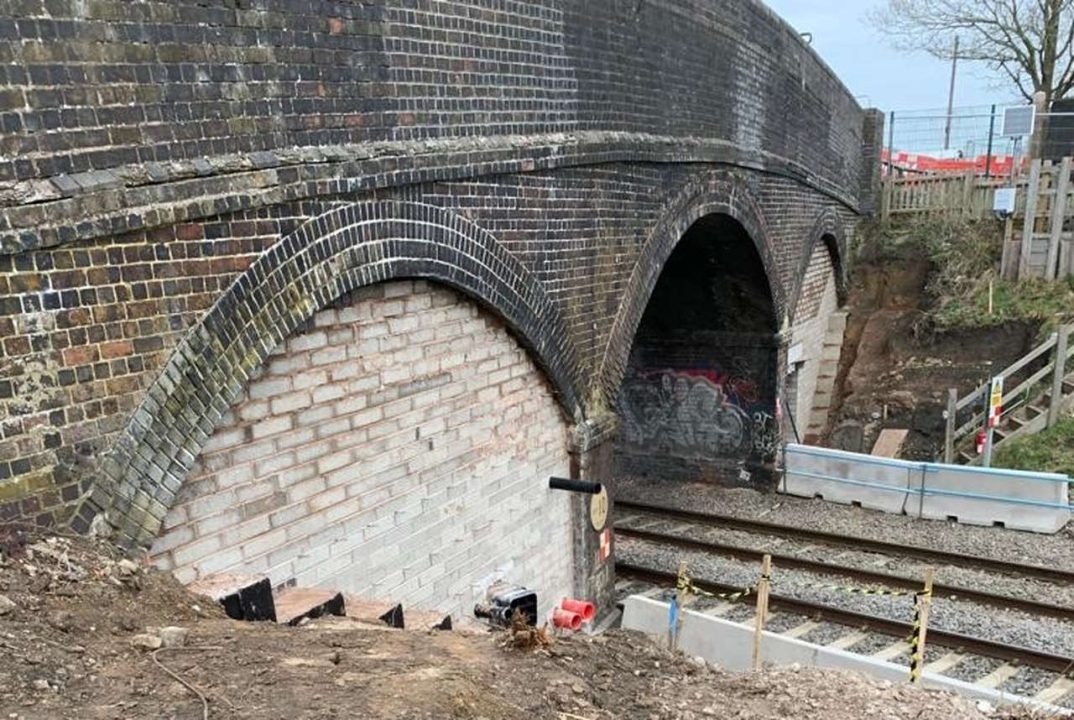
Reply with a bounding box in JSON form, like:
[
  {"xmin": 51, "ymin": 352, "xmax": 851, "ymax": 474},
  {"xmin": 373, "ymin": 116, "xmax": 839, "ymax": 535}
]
[{"xmin": 615, "ymin": 477, "xmax": 1074, "ymax": 571}]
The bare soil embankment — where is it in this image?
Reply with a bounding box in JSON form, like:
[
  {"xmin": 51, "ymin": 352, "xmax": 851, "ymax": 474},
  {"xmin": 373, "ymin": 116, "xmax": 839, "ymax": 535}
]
[
  {"xmin": 0, "ymin": 526, "xmax": 1027, "ymax": 720},
  {"xmin": 828, "ymin": 238, "xmax": 1037, "ymax": 459}
]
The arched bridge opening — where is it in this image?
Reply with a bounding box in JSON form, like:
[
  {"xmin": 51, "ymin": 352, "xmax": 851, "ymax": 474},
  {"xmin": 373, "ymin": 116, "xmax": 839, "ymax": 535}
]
[
  {"xmin": 150, "ymin": 279, "xmax": 575, "ymax": 621},
  {"xmin": 616, "ymin": 214, "xmax": 780, "ymax": 486}
]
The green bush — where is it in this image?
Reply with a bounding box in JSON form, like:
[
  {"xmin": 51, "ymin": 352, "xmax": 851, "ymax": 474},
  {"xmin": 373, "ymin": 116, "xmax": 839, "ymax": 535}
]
[{"xmin": 883, "ymin": 217, "xmax": 1074, "ymax": 334}]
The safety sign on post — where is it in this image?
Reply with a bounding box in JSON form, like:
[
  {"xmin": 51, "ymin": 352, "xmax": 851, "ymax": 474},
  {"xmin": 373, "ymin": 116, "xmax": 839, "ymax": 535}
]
[
  {"xmin": 983, "ymin": 376, "xmax": 1003, "ymax": 467},
  {"xmin": 988, "ymin": 376, "xmax": 1004, "ymax": 428}
]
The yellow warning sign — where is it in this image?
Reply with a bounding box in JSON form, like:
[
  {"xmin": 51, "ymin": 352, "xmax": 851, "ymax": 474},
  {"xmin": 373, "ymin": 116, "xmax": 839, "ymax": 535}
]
[{"xmin": 988, "ymin": 376, "xmax": 1004, "ymax": 428}]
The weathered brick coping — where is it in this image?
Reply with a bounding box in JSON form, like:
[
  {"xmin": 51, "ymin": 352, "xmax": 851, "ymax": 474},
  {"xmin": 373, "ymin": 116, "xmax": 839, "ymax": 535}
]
[{"xmin": 0, "ymin": 132, "xmax": 862, "ymax": 255}]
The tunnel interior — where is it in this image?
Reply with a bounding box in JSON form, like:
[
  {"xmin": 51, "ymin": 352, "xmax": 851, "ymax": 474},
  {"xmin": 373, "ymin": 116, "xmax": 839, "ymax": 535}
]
[{"xmin": 616, "ymin": 214, "xmax": 781, "ymax": 486}]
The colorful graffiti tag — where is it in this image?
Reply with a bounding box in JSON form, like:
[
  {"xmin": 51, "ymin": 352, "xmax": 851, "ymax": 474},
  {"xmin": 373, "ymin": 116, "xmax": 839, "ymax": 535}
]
[{"xmin": 619, "ymin": 364, "xmax": 778, "ymax": 463}]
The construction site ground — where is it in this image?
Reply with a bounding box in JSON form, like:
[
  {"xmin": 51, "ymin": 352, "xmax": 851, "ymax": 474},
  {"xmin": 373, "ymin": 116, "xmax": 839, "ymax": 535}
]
[{"xmin": 0, "ymin": 526, "xmax": 1048, "ymax": 720}]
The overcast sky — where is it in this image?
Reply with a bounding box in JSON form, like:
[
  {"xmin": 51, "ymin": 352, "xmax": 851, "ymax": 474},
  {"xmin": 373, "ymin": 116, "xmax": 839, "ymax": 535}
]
[{"xmin": 763, "ymin": 0, "xmax": 1022, "ymax": 113}]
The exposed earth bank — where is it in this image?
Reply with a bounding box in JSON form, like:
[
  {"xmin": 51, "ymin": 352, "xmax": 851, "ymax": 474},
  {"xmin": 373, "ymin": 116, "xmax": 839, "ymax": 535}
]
[
  {"xmin": 0, "ymin": 527, "xmax": 1043, "ymax": 719},
  {"xmin": 826, "ymin": 237, "xmax": 1039, "ymax": 460}
]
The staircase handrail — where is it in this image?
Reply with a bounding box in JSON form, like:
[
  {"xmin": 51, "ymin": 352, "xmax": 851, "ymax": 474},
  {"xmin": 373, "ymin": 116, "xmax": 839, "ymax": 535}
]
[
  {"xmin": 944, "ymin": 323, "xmax": 1074, "ymax": 462},
  {"xmin": 954, "ymin": 331, "xmax": 1058, "ymax": 412}
]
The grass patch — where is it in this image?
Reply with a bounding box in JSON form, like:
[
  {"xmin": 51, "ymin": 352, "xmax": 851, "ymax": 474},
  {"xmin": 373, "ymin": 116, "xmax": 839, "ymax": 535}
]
[
  {"xmin": 931, "ymin": 276, "xmax": 1074, "ymax": 333},
  {"xmin": 993, "ymin": 415, "xmax": 1074, "ymax": 476},
  {"xmin": 875, "ymin": 217, "xmax": 1074, "ymax": 334}
]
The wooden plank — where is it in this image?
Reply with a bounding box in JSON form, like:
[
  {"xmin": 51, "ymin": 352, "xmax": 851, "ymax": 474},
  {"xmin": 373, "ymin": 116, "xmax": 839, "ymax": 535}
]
[
  {"xmin": 961, "ymin": 171, "xmax": 974, "ymax": 218},
  {"xmin": 923, "ymin": 652, "xmax": 965, "ymax": 675},
  {"xmin": 1020, "ymin": 159, "xmax": 1043, "ymax": 279},
  {"xmin": 871, "ymin": 428, "xmax": 908, "ymax": 457},
  {"xmin": 702, "ymin": 602, "xmax": 735, "ymax": 617},
  {"xmin": 1034, "ymin": 676, "xmax": 1074, "ymax": 704},
  {"xmin": 871, "ymin": 640, "xmax": 908, "ymax": 661},
  {"xmin": 826, "ymin": 630, "xmax": 868, "ymax": 650},
  {"xmin": 975, "ymin": 663, "xmax": 1021, "ymax": 689},
  {"xmin": 783, "ymin": 620, "xmax": 820, "ymax": 639}
]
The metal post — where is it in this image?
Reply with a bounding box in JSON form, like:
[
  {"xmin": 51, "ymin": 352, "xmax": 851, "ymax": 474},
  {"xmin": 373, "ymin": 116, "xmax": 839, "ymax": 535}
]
[
  {"xmin": 943, "ymin": 388, "xmax": 957, "ymax": 464},
  {"xmin": 985, "ymin": 104, "xmax": 996, "ymax": 179},
  {"xmin": 752, "ymin": 554, "xmax": 772, "ymax": 671},
  {"xmin": 982, "ymin": 375, "xmax": 1002, "ymax": 468},
  {"xmin": 1048, "ymin": 325, "xmax": 1071, "ymax": 427},
  {"xmin": 982, "ymin": 422, "xmax": 995, "ymax": 467},
  {"xmin": 943, "ymin": 36, "xmax": 959, "ymax": 151},
  {"xmin": 887, "ymin": 111, "xmax": 896, "ymax": 174}
]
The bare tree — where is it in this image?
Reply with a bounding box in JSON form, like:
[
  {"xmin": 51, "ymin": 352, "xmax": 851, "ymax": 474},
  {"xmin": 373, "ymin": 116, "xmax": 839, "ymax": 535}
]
[{"xmin": 869, "ymin": 0, "xmax": 1074, "ymax": 104}]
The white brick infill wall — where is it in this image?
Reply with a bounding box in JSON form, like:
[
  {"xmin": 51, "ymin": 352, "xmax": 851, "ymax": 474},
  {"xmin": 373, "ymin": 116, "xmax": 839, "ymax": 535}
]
[{"xmin": 151, "ymin": 280, "xmax": 576, "ymax": 622}]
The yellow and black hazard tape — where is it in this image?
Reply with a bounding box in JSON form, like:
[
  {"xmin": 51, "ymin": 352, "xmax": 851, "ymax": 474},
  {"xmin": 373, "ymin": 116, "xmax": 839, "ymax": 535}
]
[
  {"xmin": 793, "ymin": 582, "xmax": 916, "ymax": 598},
  {"xmin": 676, "ymin": 568, "xmax": 756, "ymax": 603},
  {"xmin": 908, "ymin": 589, "xmax": 931, "ymax": 684}
]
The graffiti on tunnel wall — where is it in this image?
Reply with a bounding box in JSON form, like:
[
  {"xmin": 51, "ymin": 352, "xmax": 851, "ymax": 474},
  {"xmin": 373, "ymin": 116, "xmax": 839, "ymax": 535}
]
[{"xmin": 618, "ymin": 361, "xmax": 779, "ymax": 467}]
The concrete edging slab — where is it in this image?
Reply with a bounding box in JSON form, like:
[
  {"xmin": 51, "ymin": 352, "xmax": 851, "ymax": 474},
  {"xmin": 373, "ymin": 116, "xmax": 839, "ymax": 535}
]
[{"xmin": 621, "ymin": 595, "xmax": 1071, "ymax": 715}]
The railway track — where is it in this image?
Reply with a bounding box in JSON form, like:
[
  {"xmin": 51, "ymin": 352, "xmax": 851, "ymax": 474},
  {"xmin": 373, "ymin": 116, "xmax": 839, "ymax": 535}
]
[
  {"xmin": 615, "ymin": 525, "xmax": 1074, "ymax": 622},
  {"xmin": 615, "ymin": 500, "xmax": 1074, "ymax": 585},
  {"xmin": 614, "ymin": 500, "xmax": 1074, "ymax": 707}
]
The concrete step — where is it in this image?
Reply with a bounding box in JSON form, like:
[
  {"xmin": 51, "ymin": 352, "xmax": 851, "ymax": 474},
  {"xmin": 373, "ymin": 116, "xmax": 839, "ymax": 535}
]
[{"xmin": 274, "ymin": 587, "xmax": 346, "ymax": 626}]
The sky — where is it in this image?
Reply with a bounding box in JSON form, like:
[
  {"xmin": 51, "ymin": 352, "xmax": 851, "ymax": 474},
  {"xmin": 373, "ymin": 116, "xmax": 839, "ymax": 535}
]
[{"xmin": 763, "ymin": 0, "xmax": 1021, "ymax": 114}]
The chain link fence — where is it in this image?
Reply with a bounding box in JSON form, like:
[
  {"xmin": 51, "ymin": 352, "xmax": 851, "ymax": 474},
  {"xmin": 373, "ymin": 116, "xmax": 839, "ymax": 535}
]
[{"xmin": 884, "ymin": 104, "xmax": 1029, "ymax": 179}]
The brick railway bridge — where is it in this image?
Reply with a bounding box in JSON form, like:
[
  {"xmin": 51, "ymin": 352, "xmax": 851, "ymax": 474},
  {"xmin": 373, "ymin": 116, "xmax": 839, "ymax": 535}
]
[{"xmin": 0, "ymin": 0, "xmax": 882, "ymax": 617}]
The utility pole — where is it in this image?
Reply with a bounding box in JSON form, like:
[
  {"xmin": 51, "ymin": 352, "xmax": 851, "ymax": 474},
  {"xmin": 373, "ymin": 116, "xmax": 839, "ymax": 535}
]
[{"xmin": 943, "ymin": 36, "xmax": 959, "ymax": 151}]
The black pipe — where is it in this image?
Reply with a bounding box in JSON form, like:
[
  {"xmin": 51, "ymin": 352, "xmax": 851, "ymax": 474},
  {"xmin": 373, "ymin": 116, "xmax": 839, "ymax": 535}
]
[{"xmin": 548, "ymin": 477, "xmax": 602, "ymax": 494}]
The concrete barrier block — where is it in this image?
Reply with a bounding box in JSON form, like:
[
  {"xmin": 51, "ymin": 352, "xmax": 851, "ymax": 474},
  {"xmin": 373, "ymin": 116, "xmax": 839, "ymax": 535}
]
[
  {"xmin": 919, "ymin": 464, "xmax": 1071, "ymax": 534},
  {"xmin": 782, "ymin": 444, "xmax": 922, "ymax": 515}
]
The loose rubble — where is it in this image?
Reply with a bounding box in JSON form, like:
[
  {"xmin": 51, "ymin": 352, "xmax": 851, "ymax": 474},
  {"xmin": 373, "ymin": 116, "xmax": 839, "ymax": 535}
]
[{"xmin": 0, "ymin": 525, "xmax": 1058, "ymax": 719}]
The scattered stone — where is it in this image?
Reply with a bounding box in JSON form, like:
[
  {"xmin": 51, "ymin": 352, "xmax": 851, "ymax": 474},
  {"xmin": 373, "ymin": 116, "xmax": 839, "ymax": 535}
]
[
  {"xmin": 129, "ymin": 634, "xmax": 162, "ymax": 651},
  {"xmin": 31, "ymin": 679, "xmax": 49, "ymax": 691},
  {"xmin": 116, "ymin": 559, "xmax": 139, "ymax": 576},
  {"xmin": 88, "ymin": 514, "xmax": 113, "ymax": 539},
  {"xmin": 327, "ymin": 650, "xmax": 341, "ymax": 665},
  {"xmin": 0, "ymin": 594, "xmax": 15, "ymax": 616},
  {"xmin": 157, "ymin": 626, "xmax": 188, "ymax": 649},
  {"xmin": 47, "ymin": 611, "xmax": 73, "ymax": 632}
]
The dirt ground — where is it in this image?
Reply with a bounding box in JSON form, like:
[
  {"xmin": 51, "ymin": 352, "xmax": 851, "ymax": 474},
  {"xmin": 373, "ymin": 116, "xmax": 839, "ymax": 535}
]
[
  {"xmin": 828, "ymin": 247, "xmax": 1039, "ymax": 459},
  {"xmin": 0, "ymin": 526, "xmax": 1048, "ymax": 720}
]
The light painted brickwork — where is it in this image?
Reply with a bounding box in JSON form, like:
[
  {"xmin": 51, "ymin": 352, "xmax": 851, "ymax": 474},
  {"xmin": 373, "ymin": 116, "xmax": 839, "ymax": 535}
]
[
  {"xmin": 150, "ymin": 280, "xmax": 573, "ymax": 620},
  {"xmin": 789, "ymin": 246, "xmax": 838, "ymax": 434}
]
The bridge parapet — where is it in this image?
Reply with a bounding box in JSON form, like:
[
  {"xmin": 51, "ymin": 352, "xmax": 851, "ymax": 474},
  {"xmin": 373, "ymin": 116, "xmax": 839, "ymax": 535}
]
[{"xmin": 0, "ymin": 0, "xmax": 875, "ymax": 255}]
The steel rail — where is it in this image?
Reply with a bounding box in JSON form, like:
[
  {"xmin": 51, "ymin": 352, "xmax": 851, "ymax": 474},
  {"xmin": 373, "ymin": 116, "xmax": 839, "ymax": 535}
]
[
  {"xmin": 617, "ymin": 564, "xmax": 1074, "ymax": 675},
  {"xmin": 616, "ymin": 500, "xmax": 1074, "ymax": 585},
  {"xmin": 615, "ymin": 525, "xmax": 1074, "ymax": 622}
]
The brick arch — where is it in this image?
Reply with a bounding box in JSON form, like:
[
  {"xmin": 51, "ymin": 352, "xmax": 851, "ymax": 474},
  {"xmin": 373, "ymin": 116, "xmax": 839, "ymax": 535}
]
[
  {"xmin": 80, "ymin": 200, "xmax": 583, "ymax": 547},
  {"xmin": 596, "ymin": 173, "xmax": 785, "ymax": 404},
  {"xmin": 789, "ymin": 208, "xmax": 848, "ymax": 321}
]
